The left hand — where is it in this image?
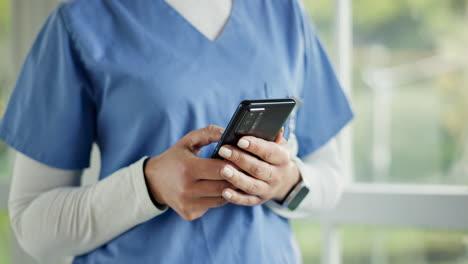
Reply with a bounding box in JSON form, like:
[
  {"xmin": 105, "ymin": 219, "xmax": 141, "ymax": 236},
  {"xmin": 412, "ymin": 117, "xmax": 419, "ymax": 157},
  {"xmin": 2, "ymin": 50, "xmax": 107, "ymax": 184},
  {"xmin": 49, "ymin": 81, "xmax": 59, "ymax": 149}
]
[{"xmin": 217, "ymin": 130, "xmax": 301, "ymax": 206}]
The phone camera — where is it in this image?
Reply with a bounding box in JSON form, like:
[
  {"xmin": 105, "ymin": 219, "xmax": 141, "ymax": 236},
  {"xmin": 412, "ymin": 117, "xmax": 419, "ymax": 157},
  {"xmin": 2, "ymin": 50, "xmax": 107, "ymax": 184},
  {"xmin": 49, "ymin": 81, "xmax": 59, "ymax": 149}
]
[{"xmin": 239, "ymin": 111, "xmax": 259, "ymax": 132}]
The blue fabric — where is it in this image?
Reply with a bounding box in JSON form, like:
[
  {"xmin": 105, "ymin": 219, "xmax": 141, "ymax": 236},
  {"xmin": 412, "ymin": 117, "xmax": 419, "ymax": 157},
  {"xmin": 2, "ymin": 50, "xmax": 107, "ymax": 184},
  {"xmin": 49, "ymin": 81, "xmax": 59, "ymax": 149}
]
[{"xmin": 0, "ymin": 0, "xmax": 353, "ymax": 263}]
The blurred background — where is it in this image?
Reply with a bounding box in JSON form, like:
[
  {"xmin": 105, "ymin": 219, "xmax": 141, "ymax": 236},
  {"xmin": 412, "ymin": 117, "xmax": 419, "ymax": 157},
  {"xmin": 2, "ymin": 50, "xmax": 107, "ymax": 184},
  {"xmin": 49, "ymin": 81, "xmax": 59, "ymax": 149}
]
[{"xmin": 0, "ymin": 0, "xmax": 467, "ymax": 263}]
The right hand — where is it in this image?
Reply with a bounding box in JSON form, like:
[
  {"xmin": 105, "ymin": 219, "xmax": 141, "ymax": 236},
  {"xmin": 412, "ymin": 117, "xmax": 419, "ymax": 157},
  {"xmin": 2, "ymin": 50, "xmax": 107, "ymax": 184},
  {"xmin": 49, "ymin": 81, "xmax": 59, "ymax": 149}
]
[{"xmin": 144, "ymin": 125, "xmax": 232, "ymax": 221}]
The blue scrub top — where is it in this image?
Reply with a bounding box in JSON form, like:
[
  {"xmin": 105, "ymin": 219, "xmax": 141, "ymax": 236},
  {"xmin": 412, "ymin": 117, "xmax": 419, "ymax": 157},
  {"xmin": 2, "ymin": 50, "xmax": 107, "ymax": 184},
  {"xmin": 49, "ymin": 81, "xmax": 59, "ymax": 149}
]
[{"xmin": 0, "ymin": 0, "xmax": 353, "ymax": 263}]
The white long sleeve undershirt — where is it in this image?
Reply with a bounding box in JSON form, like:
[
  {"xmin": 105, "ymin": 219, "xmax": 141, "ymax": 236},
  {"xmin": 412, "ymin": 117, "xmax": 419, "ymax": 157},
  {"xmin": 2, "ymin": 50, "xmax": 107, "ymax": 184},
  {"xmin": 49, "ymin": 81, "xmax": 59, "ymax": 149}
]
[
  {"xmin": 9, "ymin": 155, "xmax": 163, "ymax": 262},
  {"xmin": 8, "ymin": 0, "xmax": 347, "ymax": 262}
]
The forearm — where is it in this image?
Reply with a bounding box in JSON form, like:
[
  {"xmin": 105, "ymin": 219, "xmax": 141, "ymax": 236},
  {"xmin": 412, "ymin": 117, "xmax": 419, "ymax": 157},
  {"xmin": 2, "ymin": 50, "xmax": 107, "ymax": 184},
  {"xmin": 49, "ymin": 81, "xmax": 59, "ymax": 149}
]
[{"xmin": 9, "ymin": 154, "xmax": 164, "ymax": 262}]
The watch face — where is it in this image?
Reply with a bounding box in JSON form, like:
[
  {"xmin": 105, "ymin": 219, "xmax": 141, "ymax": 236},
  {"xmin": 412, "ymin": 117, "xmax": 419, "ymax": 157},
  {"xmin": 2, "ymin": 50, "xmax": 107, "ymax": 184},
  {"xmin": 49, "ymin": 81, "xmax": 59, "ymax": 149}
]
[{"xmin": 287, "ymin": 186, "xmax": 310, "ymax": 211}]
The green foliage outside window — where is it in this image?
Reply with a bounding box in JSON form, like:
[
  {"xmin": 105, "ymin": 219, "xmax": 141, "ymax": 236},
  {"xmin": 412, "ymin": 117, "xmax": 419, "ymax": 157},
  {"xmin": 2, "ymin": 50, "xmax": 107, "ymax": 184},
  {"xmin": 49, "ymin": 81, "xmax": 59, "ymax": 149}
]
[{"xmin": 0, "ymin": 0, "xmax": 11, "ymax": 181}]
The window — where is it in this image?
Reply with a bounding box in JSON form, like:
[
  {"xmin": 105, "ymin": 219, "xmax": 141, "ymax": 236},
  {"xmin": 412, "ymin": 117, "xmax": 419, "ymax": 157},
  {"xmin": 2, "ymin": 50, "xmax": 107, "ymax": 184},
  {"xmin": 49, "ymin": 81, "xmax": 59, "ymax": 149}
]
[
  {"xmin": 293, "ymin": 0, "xmax": 468, "ymax": 263},
  {"xmin": 352, "ymin": 0, "xmax": 468, "ymax": 185}
]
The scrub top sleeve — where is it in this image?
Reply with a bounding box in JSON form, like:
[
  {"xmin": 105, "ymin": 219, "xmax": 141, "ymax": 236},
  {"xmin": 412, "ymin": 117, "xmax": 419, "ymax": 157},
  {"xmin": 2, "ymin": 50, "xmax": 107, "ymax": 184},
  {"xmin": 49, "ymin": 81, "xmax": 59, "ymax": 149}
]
[
  {"xmin": 0, "ymin": 7, "xmax": 96, "ymax": 170},
  {"xmin": 294, "ymin": 2, "xmax": 354, "ymax": 158}
]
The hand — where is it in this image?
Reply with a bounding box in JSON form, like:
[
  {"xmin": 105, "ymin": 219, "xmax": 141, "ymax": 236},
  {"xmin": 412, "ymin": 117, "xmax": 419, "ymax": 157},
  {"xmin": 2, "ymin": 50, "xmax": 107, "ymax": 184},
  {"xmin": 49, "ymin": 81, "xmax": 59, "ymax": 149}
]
[
  {"xmin": 144, "ymin": 125, "xmax": 233, "ymax": 221},
  {"xmin": 217, "ymin": 130, "xmax": 301, "ymax": 206}
]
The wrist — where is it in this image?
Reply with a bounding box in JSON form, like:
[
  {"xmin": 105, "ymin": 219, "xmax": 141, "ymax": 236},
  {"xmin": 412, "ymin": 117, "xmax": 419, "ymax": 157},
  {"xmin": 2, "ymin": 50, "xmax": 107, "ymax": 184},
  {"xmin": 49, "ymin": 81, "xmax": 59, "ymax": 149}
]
[
  {"xmin": 274, "ymin": 161, "xmax": 301, "ymax": 202},
  {"xmin": 143, "ymin": 157, "xmax": 167, "ymax": 209}
]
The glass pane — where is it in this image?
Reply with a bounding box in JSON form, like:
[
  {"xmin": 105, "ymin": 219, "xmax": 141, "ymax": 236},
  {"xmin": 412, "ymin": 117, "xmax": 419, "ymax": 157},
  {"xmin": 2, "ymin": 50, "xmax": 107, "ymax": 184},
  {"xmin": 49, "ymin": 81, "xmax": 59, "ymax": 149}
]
[
  {"xmin": 0, "ymin": 211, "xmax": 12, "ymax": 264},
  {"xmin": 342, "ymin": 226, "xmax": 468, "ymax": 264},
  {"xmin": 291, "ymin": 221, "xmax": 321, "ymax": 263},
  {"xmin": 353, "ymin": 0, "xmax": 468, "ymax": 184},
  {"xmin": 0, "ymin": 0, "xmax": 12, "ymax": 182}
]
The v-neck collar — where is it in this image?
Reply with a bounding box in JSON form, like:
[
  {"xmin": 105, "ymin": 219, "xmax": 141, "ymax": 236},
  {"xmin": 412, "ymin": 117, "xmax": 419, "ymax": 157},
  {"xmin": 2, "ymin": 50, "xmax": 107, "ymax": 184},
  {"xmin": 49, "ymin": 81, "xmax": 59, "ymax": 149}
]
[{"xmin": 158, "ymin": 0, "xmax": 237, "ymax": 43}]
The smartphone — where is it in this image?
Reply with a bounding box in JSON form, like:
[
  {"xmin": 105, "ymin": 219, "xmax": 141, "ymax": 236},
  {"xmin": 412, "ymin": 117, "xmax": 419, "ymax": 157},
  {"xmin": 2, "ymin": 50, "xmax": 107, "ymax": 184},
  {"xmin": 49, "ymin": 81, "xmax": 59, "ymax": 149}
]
[{"xmin": 211, "ymin": 98, "xmax": 296, "ymax": 159}]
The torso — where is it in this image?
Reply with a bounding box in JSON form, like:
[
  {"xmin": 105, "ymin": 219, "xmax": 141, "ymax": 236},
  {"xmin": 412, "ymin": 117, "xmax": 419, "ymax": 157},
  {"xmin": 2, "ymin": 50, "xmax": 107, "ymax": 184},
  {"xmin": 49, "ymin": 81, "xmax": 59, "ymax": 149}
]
[{"xmin": 62, "ymin": 0, "xmax": 306, "ymax": 263}]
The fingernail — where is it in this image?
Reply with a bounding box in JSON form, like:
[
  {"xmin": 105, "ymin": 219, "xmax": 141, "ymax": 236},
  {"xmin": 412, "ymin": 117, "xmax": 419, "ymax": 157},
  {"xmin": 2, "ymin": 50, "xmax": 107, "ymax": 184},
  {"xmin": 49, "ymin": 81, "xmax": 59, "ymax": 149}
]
[
  {"xmin": 223, "ymin": 190, "xmax": 233, "ymax": 199},
  {"xmin": 219, "ymin": 147, "xmax": 232, "ymax": 158},
  {"xmin": 219, "ymin": 128, "xmax": 225, "ymax": 134},
  {"xmin": 222, "ymin": 167, "xmax": 234, "ymax": 179},
  {"xmin": 238, "ymin": 139, "xmax": 250, "ymax": 149}
]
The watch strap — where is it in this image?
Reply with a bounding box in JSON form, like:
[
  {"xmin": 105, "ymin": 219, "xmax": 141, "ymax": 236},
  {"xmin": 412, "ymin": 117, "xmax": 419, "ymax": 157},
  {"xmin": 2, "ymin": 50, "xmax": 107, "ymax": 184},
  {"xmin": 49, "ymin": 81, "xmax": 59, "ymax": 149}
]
[
  {"xmin": 281, "ymin": 157, "xmax": 310, "ymax": 210},
  {"xmin": 283, "ymin": 180, "xmax": 309, "ymax": 210}
]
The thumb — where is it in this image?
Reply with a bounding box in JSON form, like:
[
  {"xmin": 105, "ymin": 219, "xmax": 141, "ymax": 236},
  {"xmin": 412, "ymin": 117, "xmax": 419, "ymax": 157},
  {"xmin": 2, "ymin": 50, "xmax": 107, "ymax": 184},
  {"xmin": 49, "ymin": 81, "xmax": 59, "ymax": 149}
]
[{"xmin": 181, "ymin": 125, "xmax": 225, "ymax": 153}]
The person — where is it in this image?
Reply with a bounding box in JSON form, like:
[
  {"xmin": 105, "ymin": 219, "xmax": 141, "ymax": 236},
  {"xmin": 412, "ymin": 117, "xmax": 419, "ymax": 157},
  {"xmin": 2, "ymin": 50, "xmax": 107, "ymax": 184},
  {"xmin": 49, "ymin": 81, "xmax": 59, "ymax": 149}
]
[{"xmin": 0, "ymin": 0, "xmax": 353, "ymax": 263}]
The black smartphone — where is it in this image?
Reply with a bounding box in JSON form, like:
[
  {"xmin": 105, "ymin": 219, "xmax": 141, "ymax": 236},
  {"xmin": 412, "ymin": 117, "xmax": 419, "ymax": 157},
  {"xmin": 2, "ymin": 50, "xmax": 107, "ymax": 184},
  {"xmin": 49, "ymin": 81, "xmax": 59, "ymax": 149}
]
[{"xmin": 211, "ymin": 98, "xmax": 296, "ymax": 159}]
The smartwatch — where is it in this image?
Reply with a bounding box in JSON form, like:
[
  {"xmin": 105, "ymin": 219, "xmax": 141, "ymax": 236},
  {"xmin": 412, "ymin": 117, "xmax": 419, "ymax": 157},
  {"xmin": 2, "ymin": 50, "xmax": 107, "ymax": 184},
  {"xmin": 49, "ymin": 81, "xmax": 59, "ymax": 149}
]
[{"xmin": 281, "ymin": 179, "xmax": 309, "ymax": 211}]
